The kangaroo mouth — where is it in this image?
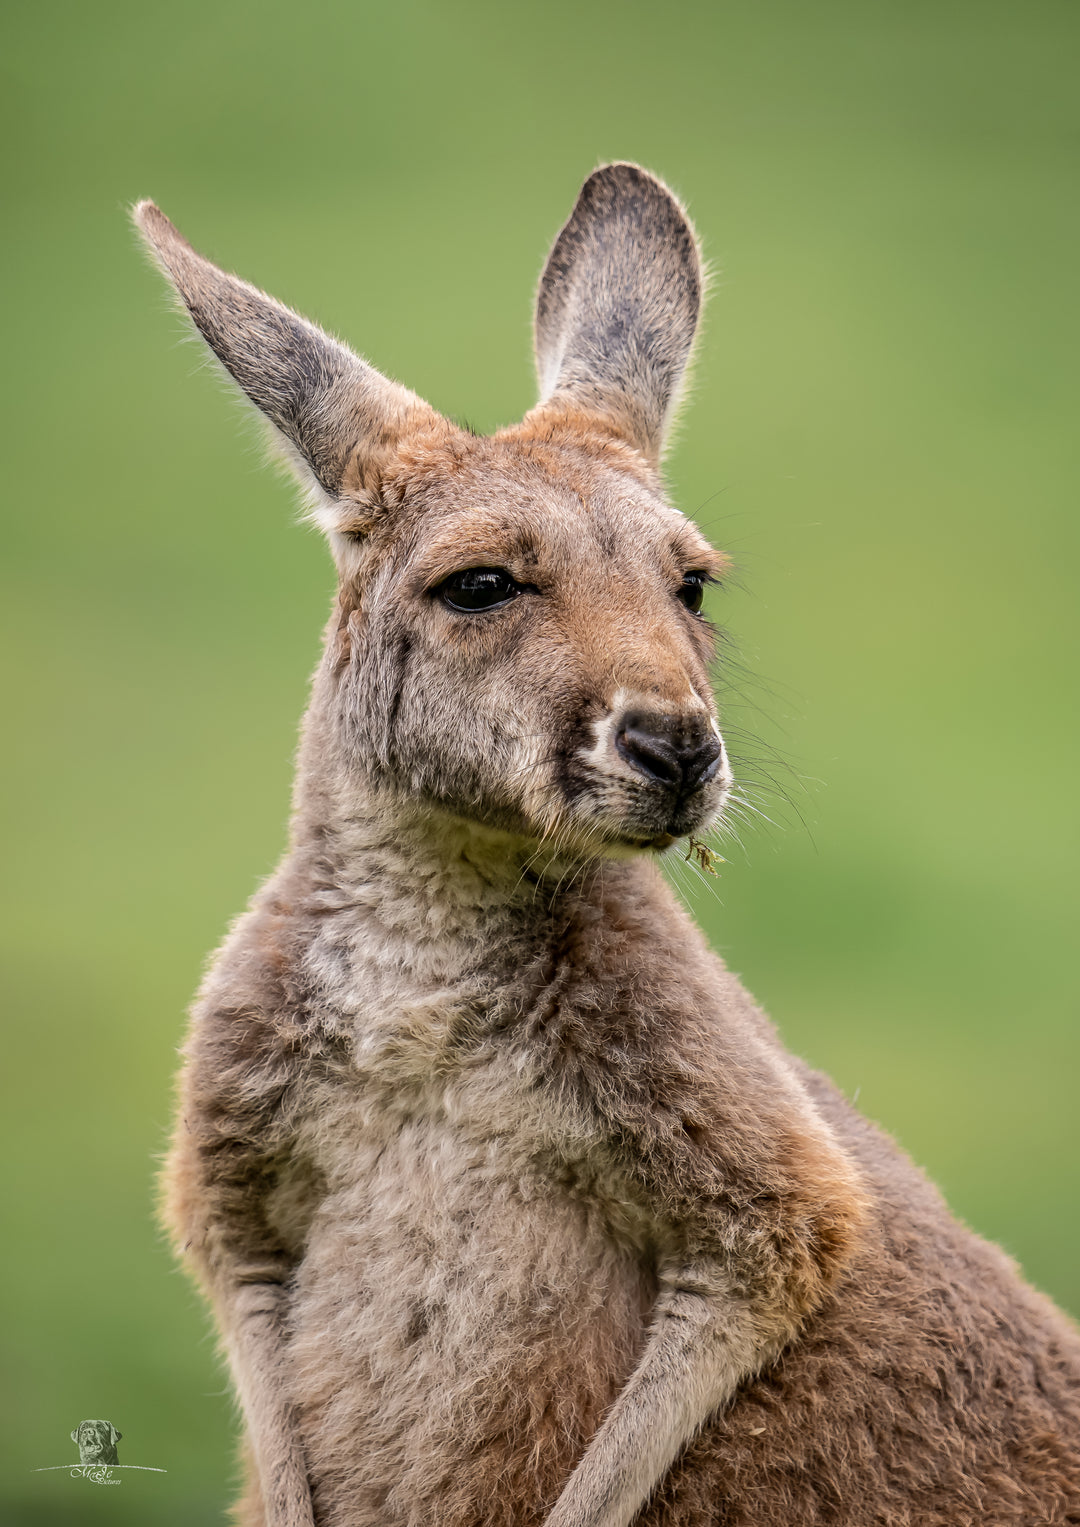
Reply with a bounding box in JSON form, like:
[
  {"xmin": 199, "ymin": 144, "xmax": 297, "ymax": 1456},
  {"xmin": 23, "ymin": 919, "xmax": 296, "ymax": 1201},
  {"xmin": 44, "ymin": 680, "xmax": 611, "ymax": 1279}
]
[{"xmin": 604, "ymin": 783, "xmax": 726, "ymax": 853}]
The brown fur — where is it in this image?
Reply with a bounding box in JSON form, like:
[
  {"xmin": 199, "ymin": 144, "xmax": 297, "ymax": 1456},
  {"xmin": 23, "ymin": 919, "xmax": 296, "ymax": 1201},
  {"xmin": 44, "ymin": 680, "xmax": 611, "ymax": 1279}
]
[{"xmin": 135, "ymin": 165, "xmax": 1080, "ymax": 1527}]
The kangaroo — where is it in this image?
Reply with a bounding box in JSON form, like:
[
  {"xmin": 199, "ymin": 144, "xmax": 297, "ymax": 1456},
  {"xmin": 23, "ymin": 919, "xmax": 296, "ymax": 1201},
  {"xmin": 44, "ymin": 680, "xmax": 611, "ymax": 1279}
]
[{"xmin": 136, "ymin": 164, "xmax": 1080, "ymax": 1527}]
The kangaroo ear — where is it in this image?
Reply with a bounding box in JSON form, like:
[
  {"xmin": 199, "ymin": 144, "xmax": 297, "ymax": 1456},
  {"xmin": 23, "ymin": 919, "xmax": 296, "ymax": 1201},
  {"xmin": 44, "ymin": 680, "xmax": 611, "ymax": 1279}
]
[
  {"xmin": 532, "ymin": 163, "xmax": 703, "ymax": 464},
  {"xmin": 133, "ymin": 202, "xmax": 444, "ymax": 505}
]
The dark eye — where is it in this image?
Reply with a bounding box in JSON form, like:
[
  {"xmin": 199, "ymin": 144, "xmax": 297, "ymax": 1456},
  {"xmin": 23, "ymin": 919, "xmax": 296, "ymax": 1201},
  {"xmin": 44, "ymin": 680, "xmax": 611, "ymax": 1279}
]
[
  {"xmin": 438, "ymin": 567, "xmax": 522, "ymax": 612},
  {"xmin": 677, "ymin": 571, "xmax": 707, "ymax": 614}
]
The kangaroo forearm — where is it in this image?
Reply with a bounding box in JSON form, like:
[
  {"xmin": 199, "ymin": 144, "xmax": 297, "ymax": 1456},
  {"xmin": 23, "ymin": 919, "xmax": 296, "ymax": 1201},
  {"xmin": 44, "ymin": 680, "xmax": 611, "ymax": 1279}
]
[
  {"xmin": 541, "ymin": 1163, "xmax": 864, "ymax": 1527},
  {"xmin": 219, "ymin": 1280, "xmax": 315, "ymax": 1527},
  {"xmin": 542, "ymin": 1281, "xmax": 768, "ymax": 1527},
  {"xmin": 164, "ymin": 1033, "xmax": 316, "ymax": 1524}
]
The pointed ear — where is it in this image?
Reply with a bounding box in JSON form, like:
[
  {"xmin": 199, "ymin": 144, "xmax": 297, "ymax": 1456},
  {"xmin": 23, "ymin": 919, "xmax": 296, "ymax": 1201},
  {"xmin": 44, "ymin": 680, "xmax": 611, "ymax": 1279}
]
[
  {"xmin": 531, "ymin": 163, "xmax": 703, "ymax": 464},
  {"xmin": 132, "ymin": 202, "xmax": 444, "ymax": 507}
]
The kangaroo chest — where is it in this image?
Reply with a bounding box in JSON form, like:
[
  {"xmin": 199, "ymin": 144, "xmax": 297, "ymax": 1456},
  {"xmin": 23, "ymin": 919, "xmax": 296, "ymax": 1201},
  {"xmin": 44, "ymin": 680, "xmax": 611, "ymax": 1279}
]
[{"xmin": 283, "ymin": 1066, "xmax": 654, "ymax": 1527}]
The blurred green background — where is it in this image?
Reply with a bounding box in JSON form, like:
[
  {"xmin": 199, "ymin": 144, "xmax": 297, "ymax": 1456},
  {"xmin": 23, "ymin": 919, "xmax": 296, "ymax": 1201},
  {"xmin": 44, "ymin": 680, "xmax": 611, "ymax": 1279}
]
[{"xmin": 3, "ymin": 0, "xmax": 1078, "ymax": 1519}]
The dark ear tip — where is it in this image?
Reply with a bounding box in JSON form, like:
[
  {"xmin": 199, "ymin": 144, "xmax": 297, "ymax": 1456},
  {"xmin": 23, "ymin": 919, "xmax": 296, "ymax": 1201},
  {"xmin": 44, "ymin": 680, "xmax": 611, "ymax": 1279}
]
[
  {"xmin": 573, "ymin": 163, "xmax": 698, "ymax": 264},
  {"xmin": 132, "ymin": 198, "xmax": 163, "ymax": 233},
  {"xmin": 131, "ymin": 199, "xmax": 193, "ymax": 262},
  {"xmin": 581, "ymin": 161, "xmax": 684, "ymax": 207},
  {"xmin": 585, "ymin": 161, "xmax": 656, "ymax": 187}
]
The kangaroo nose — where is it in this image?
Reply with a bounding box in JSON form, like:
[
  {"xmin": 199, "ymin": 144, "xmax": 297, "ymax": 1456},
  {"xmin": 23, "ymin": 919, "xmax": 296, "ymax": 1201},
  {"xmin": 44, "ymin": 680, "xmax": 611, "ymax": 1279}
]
[{"xmin": 615, "ymin": 712, "xmax": 723, "ymax": 793}]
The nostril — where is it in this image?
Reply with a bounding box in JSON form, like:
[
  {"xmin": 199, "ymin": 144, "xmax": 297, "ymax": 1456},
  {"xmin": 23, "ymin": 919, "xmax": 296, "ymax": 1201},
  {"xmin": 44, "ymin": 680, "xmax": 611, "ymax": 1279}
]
[
  {"xmin": 682, "ymin": 734, "xmax": 723, "ymax": 791},
  {"xmin": 616, "ymin": 725, "xmax": 682, "ymax": 785}
]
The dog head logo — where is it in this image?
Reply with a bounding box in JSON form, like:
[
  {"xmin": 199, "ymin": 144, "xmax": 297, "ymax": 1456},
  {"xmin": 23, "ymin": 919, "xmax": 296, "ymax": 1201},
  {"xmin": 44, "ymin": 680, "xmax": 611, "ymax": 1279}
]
[{"xmin": 71, "ymin": 1420, "xmax": 121, "ymax": 1466}]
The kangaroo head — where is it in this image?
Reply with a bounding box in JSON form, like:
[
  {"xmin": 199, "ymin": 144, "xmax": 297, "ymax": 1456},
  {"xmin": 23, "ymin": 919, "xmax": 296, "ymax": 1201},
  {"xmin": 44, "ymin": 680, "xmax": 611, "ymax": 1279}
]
[{"xmin": 135, "ymin": 164, "xmax": 733, "ymax": 859}]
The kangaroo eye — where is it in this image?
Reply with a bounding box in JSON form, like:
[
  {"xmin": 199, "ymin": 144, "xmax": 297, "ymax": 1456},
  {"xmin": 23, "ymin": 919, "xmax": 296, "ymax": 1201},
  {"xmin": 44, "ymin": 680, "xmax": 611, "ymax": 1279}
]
[
  {"xmin": 438, "ymin": 567, "xmax": 522, "ymax": 612},
  {"xmin": 677, "ymin": 571, "xmax": 707, "ymax": 614}
]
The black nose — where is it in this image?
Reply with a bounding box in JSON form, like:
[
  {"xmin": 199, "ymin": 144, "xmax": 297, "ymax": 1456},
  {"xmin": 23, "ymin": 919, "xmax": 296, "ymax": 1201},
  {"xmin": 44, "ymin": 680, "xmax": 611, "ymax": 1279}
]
[{"xmin": 615, "ymin": 712, "xmax": 723, "ymax": 793}]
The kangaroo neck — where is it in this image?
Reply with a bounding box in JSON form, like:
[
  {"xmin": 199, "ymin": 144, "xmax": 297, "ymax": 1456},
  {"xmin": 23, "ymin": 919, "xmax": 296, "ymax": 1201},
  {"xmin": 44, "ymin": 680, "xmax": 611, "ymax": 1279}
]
[{"xmin": 285, "ymin": 779, "xmax": 668, "ymax": 985}]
